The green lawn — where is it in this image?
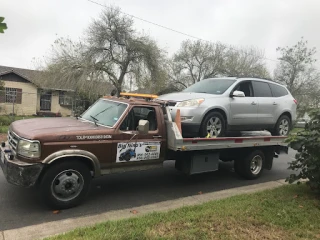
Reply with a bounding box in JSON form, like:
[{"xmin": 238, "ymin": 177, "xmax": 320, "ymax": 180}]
[
  {"xmin": 0, "ymin": 115, "xmax": 39, "ymax": 133},
  {"xmin": 47, "ymin": 184, "xmax": 320, "ymax": 240},
  {"xmin": 0, "ymin": 125, "xmax": 9, "ymax": 133}
]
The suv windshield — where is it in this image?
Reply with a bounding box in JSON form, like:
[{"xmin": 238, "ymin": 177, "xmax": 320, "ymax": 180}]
[
  {"xmin": 80, "ymin": 99, "xmax": 127, "ymax": 127},
  {"xmin": 183, "ymin": 79, "xmax": 236, "ymax": 94}
]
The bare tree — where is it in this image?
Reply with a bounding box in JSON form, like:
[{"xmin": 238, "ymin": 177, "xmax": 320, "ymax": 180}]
[
  {"xmin": 274, "ymin": 38, "xmax": 318, "ymax": 94},
  {"xmin": 173, "ymin": 40, "xmax": 226, "ymax": 84},
  {"xmin": 172, "ymin": 40, "xmax": 270, "ymax": 87},
  {"xmin": 42, "ymin": 7, "xmax": 165, "ymax": 96},
  {"xmin": 274, "ymin": 38, "xmax": 320, "ymax": 116},
  {"xmin": 223, "ymin": 46, "xmax": 270, "ymax": 78}
]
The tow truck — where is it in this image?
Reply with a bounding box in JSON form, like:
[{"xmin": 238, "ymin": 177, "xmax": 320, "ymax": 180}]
[{"xmin": 0, "ymin": 93, "xmax": 288, "ymax": 209}]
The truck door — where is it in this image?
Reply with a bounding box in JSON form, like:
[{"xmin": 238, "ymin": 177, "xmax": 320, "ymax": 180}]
[{"xmin": 111, "ymin": 105, "xmax": 165, "ymax": 167}]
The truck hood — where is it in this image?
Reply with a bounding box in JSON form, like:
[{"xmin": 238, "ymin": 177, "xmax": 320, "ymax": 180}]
[
  {"xmin": 10, "ymin": 117, "xmax": 114, "ymax": 141},
  {"xmin": 156, "ymin": 92, "xmax": 221, "ymax": 102}
]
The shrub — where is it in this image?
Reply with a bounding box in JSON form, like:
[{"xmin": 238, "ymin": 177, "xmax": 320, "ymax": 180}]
[{"xmin": 286, "ymin": 109, "xmax": 320, "ymax": 193}]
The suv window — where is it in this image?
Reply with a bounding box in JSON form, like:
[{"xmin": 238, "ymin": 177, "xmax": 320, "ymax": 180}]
[
  {"xmin": 269, "ymin": 83, "xmax": 288, "ymax": 97},
  {"xmin": 183, "ymin": 79, "xmax": 236, "ymax": 95},
  {"xmin": 252, "ymin": 81, "xmax": 272, "ymax": 97},
  {"xmin": 120, "ymin": 106, "xmax": 157, "ymax": 131},
  {"xmin": 233, "ymin": 81, "xmax": 253, "ymax": 97}
]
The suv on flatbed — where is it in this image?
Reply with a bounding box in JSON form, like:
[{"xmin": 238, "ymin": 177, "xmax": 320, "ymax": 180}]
[
  {"xmin": 157, "ymin": 77, "xmax": 297, "ymax": 138},
  {"xmin": 0, "ymin": 94, "xmax": 288, "ymax": 209}
]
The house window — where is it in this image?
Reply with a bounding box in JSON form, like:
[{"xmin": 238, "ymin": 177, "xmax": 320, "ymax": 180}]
[
  {"xmin": 4, "ymin": 88, "xmax": 22, "ymax": 104},
  {"xmin": 59, "ymin": 92, "xmax": 72, "ymax": 106},
  {"xmin": 40, "ymin": 91, "xmax": 52, "ymax": 111}
]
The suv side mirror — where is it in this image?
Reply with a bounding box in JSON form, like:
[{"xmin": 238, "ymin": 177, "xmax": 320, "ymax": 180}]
[
  {"xmin": 231, "ymin": 90, "xmax": 245, "ymax": 97},
  {"xmin": 138, "ymin": 120, "xmax": 149, "ymax": 134}
]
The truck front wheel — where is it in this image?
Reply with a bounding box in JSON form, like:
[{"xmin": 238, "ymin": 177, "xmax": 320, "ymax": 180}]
[
  {"xmin": 234, "ymin": 150, "xmax": 265, "ymax": 180},
  {"xmin": 39, "ymin": 161, "xmax": 91, "ymax": 209}
]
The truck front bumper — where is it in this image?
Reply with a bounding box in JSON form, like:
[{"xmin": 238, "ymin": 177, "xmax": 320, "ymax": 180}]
[{"xmin": 0, "ymin": 145, "xmax": 43, "ymax": 187}]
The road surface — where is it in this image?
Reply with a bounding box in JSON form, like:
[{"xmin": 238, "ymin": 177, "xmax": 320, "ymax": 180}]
[{"xmin": 0, "ymin": 149, "xmax": 296, "ymax": 231}]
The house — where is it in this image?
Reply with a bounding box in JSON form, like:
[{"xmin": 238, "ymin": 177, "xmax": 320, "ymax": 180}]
[{"xmin": 0, "ymin": 65, "xmax": 75, "ymax": 116}]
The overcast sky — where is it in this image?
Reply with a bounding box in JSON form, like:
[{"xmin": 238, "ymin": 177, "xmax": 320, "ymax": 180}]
[{"xmin": 1, "ymin": 0, "xmax": 320, "ymax": 74}]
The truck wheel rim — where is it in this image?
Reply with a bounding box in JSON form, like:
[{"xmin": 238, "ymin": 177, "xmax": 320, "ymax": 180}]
[
  {"xmin": 207, "ymin": 117, "xmax": 222, "ymax": 137},
  {"xmin": 279, "ymin": 119, "xmax": 289, "ymax": 135},
  {"xmin": 51, "ymin": 170, "xmax": 84, "ymax": 202},
  {"xmin": 250, "ymin": 155, "xmax": 262, "ymax": 175}
]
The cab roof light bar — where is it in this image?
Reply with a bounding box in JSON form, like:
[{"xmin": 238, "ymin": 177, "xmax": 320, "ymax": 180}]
[{"xmin": 119, "ymin": 92, "xmax": 159, "ymax": 100}]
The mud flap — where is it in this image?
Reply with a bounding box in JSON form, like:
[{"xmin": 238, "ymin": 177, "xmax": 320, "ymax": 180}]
[{"xmin": 263, "ymin": 147, "xmax": 275, "ymax": 170}]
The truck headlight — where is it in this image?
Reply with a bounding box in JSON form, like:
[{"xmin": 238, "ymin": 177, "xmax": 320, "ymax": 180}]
[
  {"xmin": 18, "ymin": 139, "xmax": 41, "ymax": 158},
  {"xmin": 176, "ymin": 99, "xmax": 204, "ymax": 107}
]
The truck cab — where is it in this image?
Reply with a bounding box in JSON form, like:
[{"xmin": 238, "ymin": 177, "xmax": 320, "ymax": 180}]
[{"xmin": 0, "ymin": 96, "xmax": 168, "ymax": 209}]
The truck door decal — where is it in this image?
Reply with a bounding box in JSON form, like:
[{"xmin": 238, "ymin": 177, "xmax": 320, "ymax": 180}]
[{"xmin": 116, "ymin": 141, "xmax": 161, "ymax": 162}]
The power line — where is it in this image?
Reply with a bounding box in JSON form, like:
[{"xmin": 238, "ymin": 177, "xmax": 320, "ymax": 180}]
[{"xmin": 87, "ymin": 0, "xmax": 279, "ymax": 63}]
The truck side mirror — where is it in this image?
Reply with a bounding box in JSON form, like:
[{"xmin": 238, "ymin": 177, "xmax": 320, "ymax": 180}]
[{"xmin": 138, "ymin": 120, "xmax": 149, "ymax": 134}]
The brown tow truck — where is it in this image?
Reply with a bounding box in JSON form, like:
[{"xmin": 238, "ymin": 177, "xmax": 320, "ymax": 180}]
[{"xmin": 0, "ymin": 94, "xmax": 288, "ymax": 209}]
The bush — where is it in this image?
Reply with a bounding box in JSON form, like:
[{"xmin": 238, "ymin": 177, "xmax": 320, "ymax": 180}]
[
  {"xmin": 0, "ymin": 116, "xmax": 15, "ymax": 126},
  {"xmin": 286, "ymin": 109, "xmax": 320, "ymax": 193}
]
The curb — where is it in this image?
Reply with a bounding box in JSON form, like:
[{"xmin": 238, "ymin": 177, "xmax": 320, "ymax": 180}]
[{"xmin": 1, "ymin": 179, "xmax": 288, "ymax": 240}]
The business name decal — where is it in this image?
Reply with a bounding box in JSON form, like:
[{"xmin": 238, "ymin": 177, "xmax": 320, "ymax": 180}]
[{"xmin": 76, "ymin": 135, "xmax": 112, "ymax": 140}]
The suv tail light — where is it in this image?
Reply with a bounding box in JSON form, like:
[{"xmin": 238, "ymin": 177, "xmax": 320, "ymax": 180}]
[{"xmin": 293, "ymin": 99, "xmax": 298, "ymax": 104}]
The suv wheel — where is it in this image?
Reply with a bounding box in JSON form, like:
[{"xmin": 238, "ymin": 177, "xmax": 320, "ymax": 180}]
[
  {"xmin": 39, "ymin": 161, "xmax": 91, "ymax": 209},
  {"xmin": 200, "ymin": 111, "xmax": 226, "ymax": 137},
  {"xmin": 272, "ymin": 115, "xmax": 291, "ymax": 136}
]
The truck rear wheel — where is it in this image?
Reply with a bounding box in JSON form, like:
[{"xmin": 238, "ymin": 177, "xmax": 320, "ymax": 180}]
[
  {"xmin": 39, "ymin": 161, "xmax": 91, "ymax": 209},
  {"xmin": 234, "ymin": 150, "xmax": 265, "ymax": 180}
]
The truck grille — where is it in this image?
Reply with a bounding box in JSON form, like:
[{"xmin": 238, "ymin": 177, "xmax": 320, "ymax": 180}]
[{"xmin": 8, "ymin": 130, "xmax": 19, "ymax": 154}]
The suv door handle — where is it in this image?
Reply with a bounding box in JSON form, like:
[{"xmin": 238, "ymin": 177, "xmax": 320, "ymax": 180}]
[
  {"xmin": 251, "ymin": 101, "xmax": 257, "ymax": 105},
  {"xmin": 153, "ymin": 135, "xmax": 162, "ymax": 138},
  {"xmin": 273, "ymin": 102, "xmax": 277, "ymax": 105}
]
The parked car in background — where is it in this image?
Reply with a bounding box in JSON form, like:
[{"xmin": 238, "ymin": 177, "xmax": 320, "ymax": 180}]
[{"xmin": 156, "ymin": 77, "xmax": 297, "ymax": 137}]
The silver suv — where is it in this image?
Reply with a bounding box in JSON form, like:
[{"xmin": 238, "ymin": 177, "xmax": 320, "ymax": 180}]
[{"xmin": 156, "ymin": 77, "xmax": 297, "ymax": 137}]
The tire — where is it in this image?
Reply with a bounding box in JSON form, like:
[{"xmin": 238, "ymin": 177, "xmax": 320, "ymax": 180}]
[
  {"xmin": 199, "ymin": 111, "xmax": 226, "ymax": 137},
  {"xmin": 39, "ymin": 161, "xmax": 91, "ymax": 210},
  {"xmin": 271, "ymin": 115, "xmax": 291, "ymax": 136},
  {"xmin": 235, "ymin": 150, "xmax": 265, "ymax": 180}
]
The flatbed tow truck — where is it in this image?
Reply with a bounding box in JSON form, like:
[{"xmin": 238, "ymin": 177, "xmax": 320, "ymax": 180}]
[{"xmin": 0, "ymin": 93, "xmax": 288, "ymax": 209}]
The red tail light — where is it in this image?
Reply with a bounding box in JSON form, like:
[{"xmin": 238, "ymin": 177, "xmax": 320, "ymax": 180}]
[{"xmin": 293, "ymin": 99, "xmax": 298, "ymax": 104}]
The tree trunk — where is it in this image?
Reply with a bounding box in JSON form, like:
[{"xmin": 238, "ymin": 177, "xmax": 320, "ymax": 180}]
[{"xmin": 116, "ymin": 86, "xmax": 122, "ymax": 97}]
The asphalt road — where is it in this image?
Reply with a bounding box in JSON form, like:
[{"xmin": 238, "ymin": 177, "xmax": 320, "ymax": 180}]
[{"xmin": 0, "ymin": 149, "xmax": 296, "ymax": 231}]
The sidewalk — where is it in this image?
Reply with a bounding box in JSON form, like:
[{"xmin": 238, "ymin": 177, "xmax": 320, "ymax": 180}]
[{"xmin": 1, "ymin": 179, "xmax": 287, "ymax": 240}]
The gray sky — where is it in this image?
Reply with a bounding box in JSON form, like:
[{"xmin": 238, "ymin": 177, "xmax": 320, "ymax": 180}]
[{"xmin": 1, "ymin": 0, "xmax": 320, "ymax": 74}]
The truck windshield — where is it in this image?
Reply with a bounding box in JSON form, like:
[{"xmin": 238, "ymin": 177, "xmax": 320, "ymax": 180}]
[
  {"xmin": 183, "ymin": 79, "xmax": 236, "ymax": 94},
  {"xmin": 80, "ymin": 99, "xmax": 128, "ymax": 127}
]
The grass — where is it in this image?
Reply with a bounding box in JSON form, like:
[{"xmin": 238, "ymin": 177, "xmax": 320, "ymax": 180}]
[
  {"xmin": 0, "ymin": 115, "xmax": 39, "ymax": 133},
  {"xmin": 0, "ymin": 125, "xmax": 9, "ymax": 133},
  {"xmin": 47, "ymin": 184, "xmax": 320, "ymax": 240}
]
